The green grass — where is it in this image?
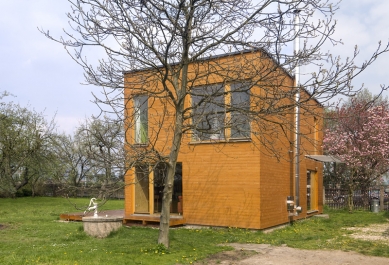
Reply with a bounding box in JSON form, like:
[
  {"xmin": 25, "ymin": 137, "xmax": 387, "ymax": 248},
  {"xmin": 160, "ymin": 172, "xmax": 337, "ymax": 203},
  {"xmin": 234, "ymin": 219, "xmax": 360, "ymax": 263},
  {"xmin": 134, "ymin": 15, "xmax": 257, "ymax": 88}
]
[{"xmin": 0, "ymin": 199, "xmax": 388, "ymax": 265}]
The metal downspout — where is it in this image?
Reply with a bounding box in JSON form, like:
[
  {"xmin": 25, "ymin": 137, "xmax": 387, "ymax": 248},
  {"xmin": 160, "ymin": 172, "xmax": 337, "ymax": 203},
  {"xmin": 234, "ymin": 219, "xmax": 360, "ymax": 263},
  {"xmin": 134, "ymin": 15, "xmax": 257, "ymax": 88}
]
[{"xmin": 294, "ymin": 10, "xmax": 301, "ymax": 211}]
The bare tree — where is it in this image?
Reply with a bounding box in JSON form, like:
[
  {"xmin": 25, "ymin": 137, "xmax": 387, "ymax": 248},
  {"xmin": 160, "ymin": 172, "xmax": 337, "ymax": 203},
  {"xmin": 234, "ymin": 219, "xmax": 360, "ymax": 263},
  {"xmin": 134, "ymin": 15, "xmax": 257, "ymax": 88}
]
[
  {"xmin": 52, "ymin": 133, "xmax": 93, "ymax": 195},
  {"xmin": 77, "ymin": 116, "xmax": 125, "ymax": 198},
  {"xmin": 51, "ymin": 117, "xmax": 124, "ymax": 199},
  {"xmin": 41, "ymin": 0, "xmax": 389, "ymax": 247}
]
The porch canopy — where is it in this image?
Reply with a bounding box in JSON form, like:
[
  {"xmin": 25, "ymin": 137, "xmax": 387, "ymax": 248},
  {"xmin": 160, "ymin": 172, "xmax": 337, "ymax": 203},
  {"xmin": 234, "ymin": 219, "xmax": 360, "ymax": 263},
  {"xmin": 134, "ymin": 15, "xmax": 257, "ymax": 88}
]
[{"xmin": 305, "ymin": 155, "xmax": 343, "ymax": 163}]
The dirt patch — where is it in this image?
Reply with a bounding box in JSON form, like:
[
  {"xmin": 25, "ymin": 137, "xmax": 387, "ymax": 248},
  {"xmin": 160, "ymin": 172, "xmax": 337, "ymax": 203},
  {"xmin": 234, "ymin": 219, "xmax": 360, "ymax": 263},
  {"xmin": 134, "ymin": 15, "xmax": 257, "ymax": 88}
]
[
  {"xmin": 194, "ymin": 244, "xmax": 389, "ymax": 265},
  {"xmin": 0, "ymin": 224, "xmax": 7, "ymax": 230},
  {"xmin": 194, "ymin": 223, "xmax": 389, "ymax": 265},
  {"xmin": 344, "ymin": 223, "xmax": 389, "ymax": 243},
  {"xmin": 194, "ymin": 249, "xmax": 257, "ymax": 265}
]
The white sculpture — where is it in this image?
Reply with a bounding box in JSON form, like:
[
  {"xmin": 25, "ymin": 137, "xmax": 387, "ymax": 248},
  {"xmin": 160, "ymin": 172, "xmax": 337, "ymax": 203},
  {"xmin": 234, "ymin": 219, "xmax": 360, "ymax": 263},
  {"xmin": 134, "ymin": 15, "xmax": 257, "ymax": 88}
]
[{"xmin": 84, "ymin": 198, "xmax": 99, "ymax": 217}]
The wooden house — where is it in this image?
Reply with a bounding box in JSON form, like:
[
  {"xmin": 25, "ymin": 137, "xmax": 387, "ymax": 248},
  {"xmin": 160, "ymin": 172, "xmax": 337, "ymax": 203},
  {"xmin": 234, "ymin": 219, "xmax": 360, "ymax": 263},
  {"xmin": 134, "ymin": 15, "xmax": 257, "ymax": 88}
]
[{"xmin": 123, "ymin": 50, "xmax": 324, "ymax": 229}]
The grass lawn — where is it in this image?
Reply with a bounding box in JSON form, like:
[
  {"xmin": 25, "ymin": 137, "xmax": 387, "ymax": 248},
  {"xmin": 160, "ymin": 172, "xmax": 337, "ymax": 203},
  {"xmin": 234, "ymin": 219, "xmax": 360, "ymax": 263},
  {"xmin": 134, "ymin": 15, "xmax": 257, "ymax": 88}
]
[{"xmin": 0, "ymin": 197, "xmax": 388, "ymax": 265}]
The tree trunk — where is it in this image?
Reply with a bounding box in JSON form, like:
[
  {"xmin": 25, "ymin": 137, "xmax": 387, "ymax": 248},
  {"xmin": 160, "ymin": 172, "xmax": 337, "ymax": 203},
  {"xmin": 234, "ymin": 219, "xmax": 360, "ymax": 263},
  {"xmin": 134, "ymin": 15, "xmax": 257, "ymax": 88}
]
[
  {"xmin": 98, "ymin": 179, "xmax": 108, "ymax": 200},
  {"xmin": 14, "ymin": 167, "xmax": 30, "ymax": 195},
  {"xmin": 158, "ymin": 64, "xmax": 187, "ymax": 247},
  {"xmin": 157, "ymin": 2, "xmax": 193, "ymax": 246},
  {"xmin": 158, "ymin": 162, "xmax": 175, "ymax": 246},
  {"xmin": 361, "ymin": 187, "xmax": 370, "ymax": 209},
  {"xmin": 380, "ymin": 185, "xmax": 385, "ymax": 211},
  {"xmin": 347, "ymin": 187, "xmax": 354, "ymax": 213},
  {"xmin": 158, "ymin": 132, "xmax": 182, "ymax": 247},
  {"xmin": 99, "ymin": 164, "xmax": 110, "ymax": 199},
  {"xmin": 158, "ymin": 105, "xmax": 184, "ymax": 246},
  {"xmin": 31, "ymin": 180, "xmax": 36, "ymax": 197}
]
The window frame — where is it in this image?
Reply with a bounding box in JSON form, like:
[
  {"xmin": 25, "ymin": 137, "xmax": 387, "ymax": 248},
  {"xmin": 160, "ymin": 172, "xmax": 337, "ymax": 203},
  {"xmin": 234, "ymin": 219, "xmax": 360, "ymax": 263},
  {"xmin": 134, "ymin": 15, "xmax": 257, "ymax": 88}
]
[
  {"xmin": 191, "ymin": 84, "xmax": 226, "ymax": 141},
  {"xmin": 191, "ymin": 82, "xmax": 251, "ymax": 142},
  {"xmin": 307, "ymin": 170, "xmax": 318, "ymax": 212},
  {"xmin": 230, "ymin": 82, "xmax": 251, "ymax": 139},
  {"xmin": 134, "ymin": 94, "xmax": 148, "ymax": 144}
]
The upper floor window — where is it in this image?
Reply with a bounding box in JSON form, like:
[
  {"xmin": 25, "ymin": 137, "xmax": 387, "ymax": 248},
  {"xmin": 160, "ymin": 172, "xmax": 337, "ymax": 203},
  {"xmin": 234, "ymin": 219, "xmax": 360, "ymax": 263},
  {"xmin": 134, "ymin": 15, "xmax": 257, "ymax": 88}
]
[
  {"xmin": 134, "ymin": 95, "xmax": 148, "ymax": 144},
  {"xmin": 192, "ymin": 84, "xmax": 225, "ymax": 141},
  {"xmin": 191, "ymin": 82, "xmax": 251, "ymax": 142},
  {"xmin": 230, "ymin": 83, "xmax": 251, "ymax": 139}
]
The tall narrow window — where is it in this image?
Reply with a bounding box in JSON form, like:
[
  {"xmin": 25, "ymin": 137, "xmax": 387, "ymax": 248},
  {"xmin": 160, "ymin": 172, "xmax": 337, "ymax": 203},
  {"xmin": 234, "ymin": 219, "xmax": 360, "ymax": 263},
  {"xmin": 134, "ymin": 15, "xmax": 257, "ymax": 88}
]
[
  {"xmin": 134, "ymin": 95, "xmax": 148, "ymax": 144},
  {"xmin": 307, "ymin": 170, "xmax": 317, "ymax": 211},
  {"xmin": 230, "ymin": 83, "xmax": 250, "ymax": 138},
  {"xmin": 192, "ymin": 84, "xmax": 225, "ymax": 141},
  {"xmin": 314, "ymin": 117, "xmax": 319, "ymax": 154},
  {"xmin": 307, "ymin": 170, "xmax": 311, "ymax": 211}
]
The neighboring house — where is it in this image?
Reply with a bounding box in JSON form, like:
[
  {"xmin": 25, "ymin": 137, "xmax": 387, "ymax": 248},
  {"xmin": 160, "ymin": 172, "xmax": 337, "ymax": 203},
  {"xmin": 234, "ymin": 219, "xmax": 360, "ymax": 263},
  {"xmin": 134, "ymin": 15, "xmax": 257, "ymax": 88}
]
[{"xmin": 123, "ymin": 50, "xmax": 324, "ymax": 229}]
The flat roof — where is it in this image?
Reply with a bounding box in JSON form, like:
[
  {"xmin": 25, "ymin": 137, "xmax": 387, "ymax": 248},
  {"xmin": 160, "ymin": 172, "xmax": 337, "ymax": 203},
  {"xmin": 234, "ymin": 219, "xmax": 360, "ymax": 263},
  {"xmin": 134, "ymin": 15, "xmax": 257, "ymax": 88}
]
[{"xmin": 305, "ymin": 155, "xmax": 343, "ymax": 163}]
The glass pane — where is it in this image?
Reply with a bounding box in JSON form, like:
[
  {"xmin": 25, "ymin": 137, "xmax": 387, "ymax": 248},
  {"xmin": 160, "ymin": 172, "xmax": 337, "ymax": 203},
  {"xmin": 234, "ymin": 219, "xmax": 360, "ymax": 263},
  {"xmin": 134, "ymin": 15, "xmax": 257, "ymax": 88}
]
[
  {"xmin": 153, "ymin": 163, "xmax": 183, "ymax": 214},
  {"xmin": 135, "ymin": 165, "xmax": 149, "ymax": 213},
  {"xmin": 153, "ymin": 163, "xmax": 167, "ymax": 213},
  {"xmin": 192, "ymin": 84, "xmax": 225, "ymax": 140},
  {"xmin": 134, "ymin": 95, "xmax": 148, "ymax": 143},
  {"xmin": 230, "ymin": 83, "xmax": 250, "ymax": 138},
  {"xmin": 307, "ymin": 171, "xmax": 311, "ymax": 211}
]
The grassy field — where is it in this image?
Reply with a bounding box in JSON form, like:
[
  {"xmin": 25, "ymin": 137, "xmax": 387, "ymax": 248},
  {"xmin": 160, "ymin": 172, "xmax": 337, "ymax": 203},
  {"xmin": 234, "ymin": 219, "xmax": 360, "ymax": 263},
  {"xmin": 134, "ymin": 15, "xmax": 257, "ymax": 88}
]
[{"xmin": 0, "ymin": 197, "xmax": 388, "ymax": 265}]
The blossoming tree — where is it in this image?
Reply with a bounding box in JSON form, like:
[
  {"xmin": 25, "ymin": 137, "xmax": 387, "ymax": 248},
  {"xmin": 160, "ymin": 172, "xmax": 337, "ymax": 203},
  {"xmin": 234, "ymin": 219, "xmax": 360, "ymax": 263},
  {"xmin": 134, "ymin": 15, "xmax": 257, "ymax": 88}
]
[{"xmin": 324, "ymin": 91, "xmax": 389, "ymax": 211}]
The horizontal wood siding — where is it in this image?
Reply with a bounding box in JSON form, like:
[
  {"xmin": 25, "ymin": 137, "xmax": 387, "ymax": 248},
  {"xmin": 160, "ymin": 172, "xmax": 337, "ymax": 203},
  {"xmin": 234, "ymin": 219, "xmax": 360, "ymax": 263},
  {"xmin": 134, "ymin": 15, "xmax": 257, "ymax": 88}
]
[
  {"xmin": 258, "ymin": 145, "xmax": 292, "ymax": 228},
  {"xmin": 180, "ymin": 141, "xmax": 261, "ymax": 228}
]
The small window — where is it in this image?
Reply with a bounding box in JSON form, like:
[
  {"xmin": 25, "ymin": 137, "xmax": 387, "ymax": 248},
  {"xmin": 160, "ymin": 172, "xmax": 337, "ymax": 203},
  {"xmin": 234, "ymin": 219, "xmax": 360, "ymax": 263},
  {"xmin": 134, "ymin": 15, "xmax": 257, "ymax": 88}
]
[
  {"xmin": 230, "ymin": 83, "xmax": 250, "ymax": 138},
  {"xmin": 192, "ymin": 84, "xmax": 225, "ymax": 141},
  {"xmin": 134, "ymin": 95, "xmax": 148, "ymax": 144}
]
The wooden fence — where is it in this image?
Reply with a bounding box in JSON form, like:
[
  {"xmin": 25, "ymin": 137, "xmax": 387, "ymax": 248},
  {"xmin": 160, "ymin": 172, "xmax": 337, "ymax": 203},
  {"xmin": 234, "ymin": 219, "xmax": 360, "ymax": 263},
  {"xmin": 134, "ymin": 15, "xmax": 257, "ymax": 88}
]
[{"xmin": 325, "ymin": 187, "xmax": 389, "ymax": 211}]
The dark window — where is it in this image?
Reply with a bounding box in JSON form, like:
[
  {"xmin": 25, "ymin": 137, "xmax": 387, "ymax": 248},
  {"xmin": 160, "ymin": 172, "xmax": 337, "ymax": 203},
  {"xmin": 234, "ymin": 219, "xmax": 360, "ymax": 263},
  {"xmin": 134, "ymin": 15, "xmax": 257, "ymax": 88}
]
[
  {"xmin": 153, "ymin": 163, "xmax": 182, "ymax": 213},
  {"xmin": 230, "ymin": 83, "xmax": 251, "ymax": 138},
  {"xmin": 192, "ymin": 84, "xmax": 225, "ymax": 140}
]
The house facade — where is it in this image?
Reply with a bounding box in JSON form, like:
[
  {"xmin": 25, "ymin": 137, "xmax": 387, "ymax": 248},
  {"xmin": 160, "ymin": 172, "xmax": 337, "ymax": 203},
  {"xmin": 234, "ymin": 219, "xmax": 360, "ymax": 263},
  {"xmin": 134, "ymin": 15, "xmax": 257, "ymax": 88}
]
[{"xmin": 123, "ymin": 50, "xmax": 324, "ymax": 229}]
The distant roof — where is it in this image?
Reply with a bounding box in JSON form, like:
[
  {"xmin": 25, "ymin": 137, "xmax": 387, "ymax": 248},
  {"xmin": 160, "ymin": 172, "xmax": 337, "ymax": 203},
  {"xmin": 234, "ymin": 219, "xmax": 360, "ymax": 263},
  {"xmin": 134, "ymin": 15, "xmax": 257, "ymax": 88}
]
[{"xmin": 305, "ymin": 155, "xmax": 343, "ymax": 163}]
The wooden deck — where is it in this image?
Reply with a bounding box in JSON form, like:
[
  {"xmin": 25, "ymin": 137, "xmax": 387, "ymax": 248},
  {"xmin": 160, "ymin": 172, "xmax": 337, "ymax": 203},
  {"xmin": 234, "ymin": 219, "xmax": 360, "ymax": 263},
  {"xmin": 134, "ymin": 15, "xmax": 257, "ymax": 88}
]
[
  {"xmin": 123, "ymin": 213, "xmax": 186, "ymax": 227},
  {"xmin": 60, "ymin": 209, "xmax": 124, "ymax": 221},
  {"xmin": 59, "ymin": 210, "xmax": 185, "ymax": 227}
]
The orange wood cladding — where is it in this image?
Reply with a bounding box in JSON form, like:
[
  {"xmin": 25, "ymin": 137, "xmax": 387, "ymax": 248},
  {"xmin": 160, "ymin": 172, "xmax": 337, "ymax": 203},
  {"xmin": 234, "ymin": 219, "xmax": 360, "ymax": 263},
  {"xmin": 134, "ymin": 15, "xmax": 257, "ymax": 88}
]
[{"xmin": 124, "ymin": 50, "xmax": 324, "ymax": 229}]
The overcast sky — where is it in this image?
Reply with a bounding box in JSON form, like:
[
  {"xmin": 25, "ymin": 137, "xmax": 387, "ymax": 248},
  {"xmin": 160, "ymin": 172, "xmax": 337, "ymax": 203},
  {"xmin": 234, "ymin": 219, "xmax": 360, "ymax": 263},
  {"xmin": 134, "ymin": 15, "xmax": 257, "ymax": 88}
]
[{"xmin": 1, "ymin": 0, "xmax": 389, "ymax": 135}]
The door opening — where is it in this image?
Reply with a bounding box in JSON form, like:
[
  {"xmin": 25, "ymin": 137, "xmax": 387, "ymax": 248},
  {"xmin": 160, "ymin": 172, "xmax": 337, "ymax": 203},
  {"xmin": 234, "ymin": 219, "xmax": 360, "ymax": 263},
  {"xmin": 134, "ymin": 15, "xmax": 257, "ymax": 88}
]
[
  {"xmin": 134, "ymin": 165, "xmax": 149, "ymax": 213},
  {"xmin": 153, "ymin": 163, "xmax": 182, "ymax": 214},
  {"xmin": 307, "ymin": 170, "xmax": 318, "ymax": 211}
]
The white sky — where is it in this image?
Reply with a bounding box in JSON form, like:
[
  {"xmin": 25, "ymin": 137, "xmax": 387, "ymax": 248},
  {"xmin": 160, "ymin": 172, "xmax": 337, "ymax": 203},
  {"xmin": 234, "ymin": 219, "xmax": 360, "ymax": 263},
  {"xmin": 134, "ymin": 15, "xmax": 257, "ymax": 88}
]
[{"xmin": 1, "ymin": 0, "xmax": 389, "ymax": 135}]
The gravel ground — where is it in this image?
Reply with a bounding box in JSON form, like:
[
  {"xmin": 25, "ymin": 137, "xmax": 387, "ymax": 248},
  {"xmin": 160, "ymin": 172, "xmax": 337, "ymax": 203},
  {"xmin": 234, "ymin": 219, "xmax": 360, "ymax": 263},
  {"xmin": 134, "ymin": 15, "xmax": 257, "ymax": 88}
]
[{"xmin": 194, "ymin": 222, "xmax": 389, "ymax": 265}]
